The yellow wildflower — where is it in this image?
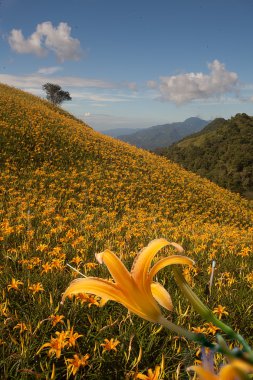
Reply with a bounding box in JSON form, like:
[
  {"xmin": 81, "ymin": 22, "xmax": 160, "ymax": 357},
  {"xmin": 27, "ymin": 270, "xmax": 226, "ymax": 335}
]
[
  {"xmin": 7, "ymin": 278, "xmax": 23, "ymax": 291},
  {"xmin": 204, "ymin": 323, "xmax": 220, "ymax": 335},
  {"xmin": 136, "ymin": 365, "xmax": 161, "ymax": 380},
  {"xmin": 87, "ymin": 295, "xmax": 100, "ymax": 308},
  {"xmin": 62, "ymin": 239, "xmax": 193, "ymax": 328},
  {"xmin": 66, "ymin": 353, "xmax": 89, "ymax": 376},
  {"xmin": 28, "ymin": 282, "xmax": 44, "ymax": 295},
  {"xmin": 41, "ymin": 262, "xmax": 53, "ymax": 274},
  {"xmin": 71, "ymin": 256, "xmax": 83, "ymax": 265},
  {"xmin": 65, "ymin": 327, "xmax": 83, "ymax": 348},
  {"xmin": 49, "ymin": 314, "xmax": 65, "ymax": 327},
  {"xmin": 101, "ymin": 338, "xmax": 120, "ymax": 353},
  {"xmin": 246, "ymin": 272, "xmax": 253, "ymax": 288},
  {"xmin": 213, "ymin": 305, "xmax": 229, "ymax": 320},
  {"xmin": 36, "ymin": 244, "xmax": 48, "ymax": 252},
  {"xmin": 84, "ymin": 262, "xmax": 98, "ymax": 270},
  {"xmin": 192, "ymin": 326, "xmax": 207, "ymax": 334},
  {"xmin": 38, "ymin": 337, "xmax": 65, "ymax": 359},
  {"xmin": 75, "ymin": 293, "xmax": 89, "ymax": 304},
  {"xmin": 188, "ymin": 358, "xmax": 253, "ymax": 379}
]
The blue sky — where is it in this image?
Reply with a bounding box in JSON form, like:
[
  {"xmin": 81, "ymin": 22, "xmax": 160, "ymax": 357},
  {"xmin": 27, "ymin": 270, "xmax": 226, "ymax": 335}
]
[{"xmin": 1, "ymin": 0, "xmax": 253, "ymax": 130}]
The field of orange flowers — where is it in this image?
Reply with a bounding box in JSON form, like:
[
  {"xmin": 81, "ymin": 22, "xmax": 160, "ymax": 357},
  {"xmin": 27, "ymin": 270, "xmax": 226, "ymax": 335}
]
[{"xmin": 0, "ymin": 83, "xmax": 252, "ymax": 379}]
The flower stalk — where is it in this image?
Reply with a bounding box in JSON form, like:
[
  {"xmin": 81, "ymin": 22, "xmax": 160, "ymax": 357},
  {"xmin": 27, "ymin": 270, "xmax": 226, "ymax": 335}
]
[{"xmin": 172, "ymin": 266, "xmax": 253, "ymax": 364}]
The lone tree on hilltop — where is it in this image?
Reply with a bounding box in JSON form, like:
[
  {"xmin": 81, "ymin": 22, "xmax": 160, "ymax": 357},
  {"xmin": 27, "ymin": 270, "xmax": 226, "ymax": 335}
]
[{"xmin": 42, "ymin": 83, "xmax": 72, "ymax": 106}]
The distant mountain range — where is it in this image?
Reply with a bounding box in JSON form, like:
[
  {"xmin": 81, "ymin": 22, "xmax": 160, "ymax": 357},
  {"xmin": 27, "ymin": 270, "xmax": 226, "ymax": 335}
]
[
  {"xmin": 157, "ymin": 114, "xmax": 253, "ymax": 199},
  {"xmin": 99, "ymin": 127, "xmax": 142, "ymax": 138},
  {"xmin": 109, "ymin": 117, "xmax": 210, "ymax": 150}
]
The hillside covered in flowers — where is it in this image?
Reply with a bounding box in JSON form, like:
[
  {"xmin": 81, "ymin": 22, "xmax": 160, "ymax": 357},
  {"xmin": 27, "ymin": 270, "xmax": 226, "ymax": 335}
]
[{"xmin": 0, "ymin": 83, "xmax": 252, "ymax": 379}]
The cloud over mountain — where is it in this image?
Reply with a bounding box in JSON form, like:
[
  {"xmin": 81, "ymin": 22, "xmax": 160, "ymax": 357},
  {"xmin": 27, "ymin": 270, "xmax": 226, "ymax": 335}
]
[
  {"xmin": 150, "ymin": 60, "xmax": 239, "ymax": 104},
  {"xmin": 8, "ymin": 21, "xmax": 82, "ymax": 62}
]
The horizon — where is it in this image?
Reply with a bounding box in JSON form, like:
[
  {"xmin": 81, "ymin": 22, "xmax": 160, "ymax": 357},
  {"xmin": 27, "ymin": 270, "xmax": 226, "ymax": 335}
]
[{"xmin": 1, "ymin": 0, "xmax": 253, "ymax": 130}]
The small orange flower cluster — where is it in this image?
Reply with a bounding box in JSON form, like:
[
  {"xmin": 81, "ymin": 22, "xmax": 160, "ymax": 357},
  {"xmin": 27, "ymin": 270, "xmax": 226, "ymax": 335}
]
[{"xmin": 38, "ymin": 327, "xmax": 83, "ymax": 358}]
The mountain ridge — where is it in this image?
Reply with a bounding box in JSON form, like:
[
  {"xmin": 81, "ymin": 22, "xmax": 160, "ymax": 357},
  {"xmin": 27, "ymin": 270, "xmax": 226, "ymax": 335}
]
[
  {"xmin": 118, "ymin": 117, "xmax": 210, "ymax": 150},
  {"xmin": 99, "ymin": 127, "xmax": 142, "ymax": 137}
]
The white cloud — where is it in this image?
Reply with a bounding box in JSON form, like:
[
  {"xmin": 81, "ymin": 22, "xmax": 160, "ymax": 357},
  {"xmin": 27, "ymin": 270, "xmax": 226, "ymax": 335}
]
[
  {"xmin": 37, "ymin": 66, "xmax": 63, "ymax": 75},
  {"xmin": 8, "ymin": 28, "xmax": 45, "ymax": 56},
  {"xmin": 70, "ymin": 91, "xmax": 130, "ymax": 102},
  {"xmin": 8, "ymin": 21, "xmax": 82, "ymax": 62},
  {"xmin": 153, "ymin": 60, "xmax": 239, "ymax": 104},
  {"xmin": 0, "ymin": 73, "xmax": 115, "ymax": 89},
  {"xmin": 0, "ymin": 73, "xmax": 140, "ymax": 104}
]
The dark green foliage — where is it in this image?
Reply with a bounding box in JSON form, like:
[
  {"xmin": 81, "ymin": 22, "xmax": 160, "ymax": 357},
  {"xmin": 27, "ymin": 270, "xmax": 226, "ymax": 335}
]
[
  {"xmin": 42, "ymin": 83, "xmax": 72, "ymax": 106},
  {"xmin": 157, "ymin": 114, "xmax": 253, "ymax": 198}
]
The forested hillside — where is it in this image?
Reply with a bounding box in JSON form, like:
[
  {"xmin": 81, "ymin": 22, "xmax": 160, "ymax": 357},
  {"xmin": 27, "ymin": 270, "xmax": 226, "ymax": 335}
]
[{"xmin": 158, "ymin": 114, "xmax": 253, "ymax": 198}]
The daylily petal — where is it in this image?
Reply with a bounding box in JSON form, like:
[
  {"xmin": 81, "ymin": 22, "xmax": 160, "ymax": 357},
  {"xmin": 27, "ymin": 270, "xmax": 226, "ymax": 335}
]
[
  {"xmin": 62, "ymin": 277, "xmax": 160, "ymax": 322},
  {"xmin": 151, "ymin": 282, "xmax": 173, "ymax": 311},
  {"xmin": 96, "ymin": 248, "xmax": 162, "ymax": 320},
  {"xmin": 131, "ymin": 238, "xmax": 170, "ymax": 285},
  {"xmin": 95, "ymin": 249, "xmax": 135, "ymax": 295},
  {"xmin": 62, "ymin": 277, "xmax": 125, "ymax": 304},
  {"xmin": 168, "ymin": 242, "xmax": 185, "ymax": 254},
  {"xmin": 188, "ymin": 366, "xmax": 218, "ymax": 380},
  {"xmin": 218, "ymin": 366, "xmax": 243, "ymax": 380},
  {"xmin": 148, "ymin": 255, "xmax": 194, "ymax": 282},
  {"xmin": 230, "ymin": 359, "xmax": 253, "ymax": 373},
  {"xmin": 219, "ymin": 360, "xmax": 253, "ymax": 379}
]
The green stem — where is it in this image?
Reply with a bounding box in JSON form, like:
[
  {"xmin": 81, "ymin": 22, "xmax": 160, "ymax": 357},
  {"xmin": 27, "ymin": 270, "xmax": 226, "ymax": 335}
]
[
  {"xmin": 158, "ymin": 316, "xmax": 214, "ymax": 348},
  {"xmin": 172, "ymin": 266, "xmax": 253, "ymax": 355}
]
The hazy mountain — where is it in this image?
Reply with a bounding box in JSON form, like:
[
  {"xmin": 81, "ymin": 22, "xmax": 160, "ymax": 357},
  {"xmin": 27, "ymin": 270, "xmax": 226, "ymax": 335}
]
[
  {"xmin": 158, "ymin": 114, "xmax": 253, "ymax": 198},
  {"xmin": 99, "ymin": 127, "xmax": 142, "ymax": 137},
  {"xmin": 118, "ymin": 117, "xmax": 210, "ymax": 150}
]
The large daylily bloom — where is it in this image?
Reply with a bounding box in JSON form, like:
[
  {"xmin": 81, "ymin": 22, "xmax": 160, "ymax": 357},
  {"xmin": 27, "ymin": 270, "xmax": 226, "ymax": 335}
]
[
  {"xmin": 188, "ymin": 359, "xmax": 253, "ymax": 380},
  {"xmin": 62, "ymin": 239, "xmax": 194, "ymax": 330}
]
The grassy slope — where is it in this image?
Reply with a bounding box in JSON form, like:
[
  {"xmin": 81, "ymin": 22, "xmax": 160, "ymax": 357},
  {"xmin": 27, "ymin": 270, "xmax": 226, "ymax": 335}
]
[{"xmin": 0, "ymin": 84, "xmax": 253, "ymax": 379}]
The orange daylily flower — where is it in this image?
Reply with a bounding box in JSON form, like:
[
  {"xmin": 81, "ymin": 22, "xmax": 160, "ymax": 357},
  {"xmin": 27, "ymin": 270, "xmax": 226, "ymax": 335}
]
[
  {"xmin": 189, "ymin": 358, "xmax": 253, "ymax": 379},
  {"xmin": 136, "ymin": 365, "xmax": 161, "ymax": 380},
  {"xmin": 28, "ymin": 282, "xmax": 44, "ymax": 295},
  {"xmin": 204, "ymin": 322, "xmax": 220, "ymax": 335},
  {"xmin": 213, "ymin": 305, "xmax": 229, "ymax": 320},
  {"xmin": 49, "ymin": 314, "xmax": 65, "ymax": 327},
  {"xmin": 38, "ymin": 335, "xmax": 66, "ymax": 358},
  {"xmin": 66, "ymin": 353, "xmax": 90, "ymax": 376},
  {"xmin": 64, "ymin": 327, "xmax": 83, "ymax": 348},
  {"xmin": 7, "ymin": 278, "xmax": 23, "ymax": 291},
  {"xmin": 62, "ymin": 239, "xmax": 194, "ymax": 328},
  {"xmin": 100, "ymin": 338, "xmax": 120, "ymax": 353}
]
